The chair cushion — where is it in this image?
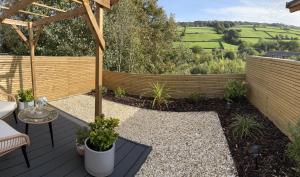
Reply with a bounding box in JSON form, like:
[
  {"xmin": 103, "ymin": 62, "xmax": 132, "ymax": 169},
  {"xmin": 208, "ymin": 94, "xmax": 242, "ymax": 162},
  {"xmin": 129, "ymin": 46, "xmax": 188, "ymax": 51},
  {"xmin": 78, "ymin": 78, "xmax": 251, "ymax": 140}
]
[
  {"xmin": 0, "ymin": 101, "xmax": 17, "ymax": 119},
  {"xmin": 0, "ymin": 120, "xmax": 20, "ymax": 138},
  {"xmin": 0, "ymin": 120, "xmax": 28, "ymax": 154}
]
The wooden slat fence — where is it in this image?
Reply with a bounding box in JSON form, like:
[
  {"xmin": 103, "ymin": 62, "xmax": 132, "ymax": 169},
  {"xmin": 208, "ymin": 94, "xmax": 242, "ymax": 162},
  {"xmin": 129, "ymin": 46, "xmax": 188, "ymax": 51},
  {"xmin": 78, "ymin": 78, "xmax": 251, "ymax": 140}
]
[
  {"xmin": 103, "ymin": 71, "xmax": 245, "ymax": 98},
  {"xmin": 246, "ymin": 56, "xmax": 300, "ymax": 136},
  {"xmin": 0, "ymin": 56, "xmax": 95, "ymax": 100}
]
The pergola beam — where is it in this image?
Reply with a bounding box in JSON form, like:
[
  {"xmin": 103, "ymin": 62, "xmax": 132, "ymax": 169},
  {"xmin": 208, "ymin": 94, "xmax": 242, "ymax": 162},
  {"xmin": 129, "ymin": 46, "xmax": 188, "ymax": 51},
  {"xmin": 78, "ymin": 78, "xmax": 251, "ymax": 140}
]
[
  {"xmin": 0, "ymin": 0, "xmax": 37, "ymax": 22},
  {"xmin": 32, "ymin": 2, "xmax": 66, "ymax": 13},
  {"xmin": 2, "ymin": 19, "xmax": 28, "ymax": 27},
  {"xmin": 81, "ymin": 0, "xmax": 105, "ymax": 50},
  {"xmin": 33, "ymin": 7, "xmax": 86, "ymax": 27},
  {"xmin": 0, "ymin": 5, "xmax": 49, "ymax": 18},
  {"xmin": 11, "ymin": 25, "xmax": 29, "ymax": 45}
]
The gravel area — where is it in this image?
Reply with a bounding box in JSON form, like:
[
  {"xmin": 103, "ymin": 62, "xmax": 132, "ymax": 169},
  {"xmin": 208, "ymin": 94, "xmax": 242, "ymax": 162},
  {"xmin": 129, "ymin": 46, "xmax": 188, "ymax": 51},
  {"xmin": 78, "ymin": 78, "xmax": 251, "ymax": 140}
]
[{"xmin": 51, "ymin": 95, "xmax": 237, "ymax": 177}]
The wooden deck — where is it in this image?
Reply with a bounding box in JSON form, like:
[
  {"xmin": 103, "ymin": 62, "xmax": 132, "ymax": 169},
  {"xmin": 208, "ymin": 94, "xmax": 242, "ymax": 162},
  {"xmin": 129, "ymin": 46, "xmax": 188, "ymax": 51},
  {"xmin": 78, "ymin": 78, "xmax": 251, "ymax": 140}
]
[{"xmin": 0, "ymin": 112, "xmax": 151, "ymax": 177}]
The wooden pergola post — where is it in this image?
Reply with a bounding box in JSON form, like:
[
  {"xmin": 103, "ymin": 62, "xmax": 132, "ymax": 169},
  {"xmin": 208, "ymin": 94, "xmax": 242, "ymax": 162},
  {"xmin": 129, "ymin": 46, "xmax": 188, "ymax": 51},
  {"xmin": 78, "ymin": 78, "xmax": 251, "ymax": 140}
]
[
  {"xmin": 95, "ymin": 6, "xmax": 104, "ymax": 117},
  {"xmin": 28, "ymin": 22, "xmax": 37, "ymax": 100}
]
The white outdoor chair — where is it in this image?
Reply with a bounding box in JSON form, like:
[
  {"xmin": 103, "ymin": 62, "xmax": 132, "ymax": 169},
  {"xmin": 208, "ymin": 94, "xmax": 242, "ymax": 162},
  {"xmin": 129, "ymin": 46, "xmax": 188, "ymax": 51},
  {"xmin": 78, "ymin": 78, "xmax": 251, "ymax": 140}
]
[
  {"xmin": 0, "ymin": 92, "xmax": 18, "ymax": 124},
  {"xmin": 0, "ymin": 120, "xmax": 30, "ymax": 167}
]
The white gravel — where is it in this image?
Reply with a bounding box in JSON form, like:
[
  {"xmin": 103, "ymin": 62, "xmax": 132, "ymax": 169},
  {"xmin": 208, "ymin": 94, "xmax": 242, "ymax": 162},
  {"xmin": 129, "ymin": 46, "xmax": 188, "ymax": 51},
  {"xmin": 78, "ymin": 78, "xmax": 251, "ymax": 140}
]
[{"xmin": 51, "ymin": 95, "xmax": 237, "ymax": 177}]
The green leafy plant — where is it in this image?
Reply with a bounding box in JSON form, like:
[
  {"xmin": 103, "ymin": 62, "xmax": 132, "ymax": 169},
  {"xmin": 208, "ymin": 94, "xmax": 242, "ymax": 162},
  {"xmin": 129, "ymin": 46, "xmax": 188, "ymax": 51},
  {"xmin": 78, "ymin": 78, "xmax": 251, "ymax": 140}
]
[
  {"xmin": 76, "ymin": 127, "xmax": 90, "ymax": 145},
  {"xmin": 151, "ymin": 82, "xmax": 170, "ymax": 109},
  {"xmin": 114, "ymin": 87, "xmax": 126, "ymax": 98},
  {"xmin": 287, "ymin": 119, "xmax": 300, "ymax": 174},
  {"xmin": 188, "ymin": 92, "xmax": 205, "ymax": 104},
  {"xmin": 101, "ymin": 86, "xmax": 108, "ymax": 96},
  {"xmin": 87, "ymin": 115, "xmax": 120, "ymax": 151},
  {"xmin": 18, "ymin": 89, "xmax": 34, "ymax": 102},
  {"xmin": 224, "ymin": 80, "xmax": 248, "ymax": 102},
  {"xmin": 230, "ymin": 114, "xmax": 263, "ymax": 140}
]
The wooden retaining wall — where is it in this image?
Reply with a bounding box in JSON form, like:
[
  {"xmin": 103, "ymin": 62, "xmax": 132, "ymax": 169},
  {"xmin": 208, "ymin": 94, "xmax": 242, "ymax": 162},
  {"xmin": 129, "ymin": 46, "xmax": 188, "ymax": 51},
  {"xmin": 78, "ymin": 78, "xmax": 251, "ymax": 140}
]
[
  {"xmin": 103, "ymin": 71, "xmax": 245, "ymax": 98},
  {"xmin": 246, "ymin": 56, "xmax": 300, "ymax": 136},
  {"xmin": 0, "ymin": 56, "xmax": 95, "ymax": 100}
]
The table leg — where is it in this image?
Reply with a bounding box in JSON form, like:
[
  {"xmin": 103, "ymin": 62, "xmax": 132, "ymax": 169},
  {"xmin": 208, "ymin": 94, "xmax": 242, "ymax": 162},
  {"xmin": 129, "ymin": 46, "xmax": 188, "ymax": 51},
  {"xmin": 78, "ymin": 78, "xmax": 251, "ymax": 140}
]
[
  {"xmin": 25, "ymin": 123, "xmax": 29, "ymax": 134},
  {"xmin": 48, "ymin": 122, "xmax": 54, "ymax": 147}
]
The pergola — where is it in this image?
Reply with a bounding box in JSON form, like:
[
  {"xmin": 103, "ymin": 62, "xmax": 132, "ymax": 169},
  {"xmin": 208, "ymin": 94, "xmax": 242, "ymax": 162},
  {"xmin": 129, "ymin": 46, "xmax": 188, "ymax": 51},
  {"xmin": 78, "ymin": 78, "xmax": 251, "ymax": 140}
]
[
  {"xmin": 287, "ymin": 0, "xmax": 300, "ymax": 12},
  {"xmin": 0, "ymin": 0, "xmax": 119, "ymax": 117}
]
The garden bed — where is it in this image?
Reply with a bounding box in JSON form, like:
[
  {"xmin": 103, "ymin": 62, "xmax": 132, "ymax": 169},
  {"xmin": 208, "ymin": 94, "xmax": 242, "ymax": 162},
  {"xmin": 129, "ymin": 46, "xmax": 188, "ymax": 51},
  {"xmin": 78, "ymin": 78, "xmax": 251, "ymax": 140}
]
[{"xmin": 88, "ymin": 90, "xmax": 296, "ymax": 177}]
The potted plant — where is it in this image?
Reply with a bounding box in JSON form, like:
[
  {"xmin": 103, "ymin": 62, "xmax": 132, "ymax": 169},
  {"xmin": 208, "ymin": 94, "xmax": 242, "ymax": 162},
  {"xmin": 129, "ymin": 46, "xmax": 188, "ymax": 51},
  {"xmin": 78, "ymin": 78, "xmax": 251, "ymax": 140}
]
[
  {"xmin": 85, "ymin": 115, "xmax": 119, "ymax": 177},
  {"xmin": 18, "ymin": 89, "xmax": 34, "ymax": 110},
  {"xmin": 75, "ymin": 127, "xmax": 90, "ymax": 156}
]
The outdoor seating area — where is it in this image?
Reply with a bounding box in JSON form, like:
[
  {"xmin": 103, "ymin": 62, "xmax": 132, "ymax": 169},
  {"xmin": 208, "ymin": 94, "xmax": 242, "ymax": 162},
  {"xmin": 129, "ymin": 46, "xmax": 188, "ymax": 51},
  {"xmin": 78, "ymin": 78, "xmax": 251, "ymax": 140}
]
[{"xmin": 0, "ymin": 110, "xmax": 151, "ymax": 177}]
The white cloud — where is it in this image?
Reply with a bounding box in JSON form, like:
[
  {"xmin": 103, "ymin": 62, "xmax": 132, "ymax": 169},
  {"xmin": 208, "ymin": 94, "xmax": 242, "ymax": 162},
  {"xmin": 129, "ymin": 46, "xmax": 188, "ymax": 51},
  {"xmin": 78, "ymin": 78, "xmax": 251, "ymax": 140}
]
[{"xmin": 204, "ymin": 0, "xmax": 300, "ymax": 26}]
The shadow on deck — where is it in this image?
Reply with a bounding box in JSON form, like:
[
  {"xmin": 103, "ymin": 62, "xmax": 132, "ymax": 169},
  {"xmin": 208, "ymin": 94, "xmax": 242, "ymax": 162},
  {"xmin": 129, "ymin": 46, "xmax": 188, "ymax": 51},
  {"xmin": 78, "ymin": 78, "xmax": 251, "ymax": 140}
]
[{"xmin": 0, "ymin": 110, "xmax": 151, "ymax": 177}]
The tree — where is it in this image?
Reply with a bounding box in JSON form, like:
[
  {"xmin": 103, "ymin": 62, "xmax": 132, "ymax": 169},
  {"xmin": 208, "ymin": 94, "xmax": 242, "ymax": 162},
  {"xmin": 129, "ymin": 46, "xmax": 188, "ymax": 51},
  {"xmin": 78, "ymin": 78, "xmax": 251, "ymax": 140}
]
[{"xmin": 223, "ymin": 29, "xmax": 241, "ymax": 45}]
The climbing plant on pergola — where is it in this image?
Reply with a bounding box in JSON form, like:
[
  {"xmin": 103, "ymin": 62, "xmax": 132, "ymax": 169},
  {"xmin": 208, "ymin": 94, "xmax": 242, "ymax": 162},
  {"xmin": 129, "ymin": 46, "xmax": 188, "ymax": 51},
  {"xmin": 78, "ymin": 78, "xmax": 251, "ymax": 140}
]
[{"xmin": 0, "ymin": 0, "xmax": 119, "ymax": 117}]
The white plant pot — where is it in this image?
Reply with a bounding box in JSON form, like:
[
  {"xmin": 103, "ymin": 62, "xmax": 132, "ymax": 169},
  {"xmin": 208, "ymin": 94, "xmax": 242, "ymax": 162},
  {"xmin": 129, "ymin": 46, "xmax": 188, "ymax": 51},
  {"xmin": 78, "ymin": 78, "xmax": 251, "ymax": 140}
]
[
  {"xmin": 18, "ymin": 101, "xmax": 34, "ymax": 111},
  {"xmin": 85, "ymin": 138, "xmax": 115, "ymax": 177}
]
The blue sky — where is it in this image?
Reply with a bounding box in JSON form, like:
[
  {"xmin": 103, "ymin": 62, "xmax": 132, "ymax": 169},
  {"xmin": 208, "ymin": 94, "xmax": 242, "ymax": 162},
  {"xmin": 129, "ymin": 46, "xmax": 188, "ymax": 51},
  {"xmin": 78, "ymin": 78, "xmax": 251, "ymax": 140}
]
[{"xmin": 157, "ymin": 0, "xmax": 300, "ymax": 26}]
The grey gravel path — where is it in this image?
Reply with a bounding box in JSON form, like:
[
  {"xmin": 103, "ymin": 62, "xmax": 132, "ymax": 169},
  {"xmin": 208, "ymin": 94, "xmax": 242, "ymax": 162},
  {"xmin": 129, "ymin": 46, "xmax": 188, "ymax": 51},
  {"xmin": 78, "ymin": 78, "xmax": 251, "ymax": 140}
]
[{"xmin": 51, "ymin": 95, "xmax": 237, "ymax": 177}]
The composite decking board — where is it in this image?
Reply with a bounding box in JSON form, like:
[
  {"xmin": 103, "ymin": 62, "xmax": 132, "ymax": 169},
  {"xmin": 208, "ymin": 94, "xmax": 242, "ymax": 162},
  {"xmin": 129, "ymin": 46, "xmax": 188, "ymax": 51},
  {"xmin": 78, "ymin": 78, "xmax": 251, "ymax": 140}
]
[
  {"xmin": 125, "ymin": 147, "xmax": 152, "ymax": 177},
  {"xmin": 0, "ymin": 115, "xmax": 151, "ymax": 177},
  {"xmin": 0, "ymin": 123, "xmax": 77, "ymax": 169}
]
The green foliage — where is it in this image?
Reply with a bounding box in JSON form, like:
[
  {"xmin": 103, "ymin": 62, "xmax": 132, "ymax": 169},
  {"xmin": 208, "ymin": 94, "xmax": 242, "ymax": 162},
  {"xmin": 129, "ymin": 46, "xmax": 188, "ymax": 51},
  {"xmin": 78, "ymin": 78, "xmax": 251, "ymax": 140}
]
[
  {"xmin": 114, "ymin": 87, "xmax": 126, "ymax": 98},
  {"xmin": 191, "ymin": 46, "xmax": 203, "ymax": 54},
  {"xmin": 224, "ymin": 51, "xmax": 236, "ymax": 60},
  {"xmin": 76, "ymin": 127, "xmax": 90, "ymax": 145},
  {"xmin": 224, "ymin": 80, "xmax": 248, "ymax": 102},
  {"xmin": 188, "ymin": 92, "xmax": 204, "ymax": 104},
  {"xmin": 223, "ymin": 29, "xmax": 241, "ymax": 45},
  {"xmin": 190, "ymin": 65, "xmax": 208, "ymax": 74},
  {"xmin": 287, "ymin": 119, "xmax": 300, "ymax": 174},
  {"xmin": 151, "ymin": 82, "xmax": 170, "ymax": 109},
  {"xmin": 101, "ymin": 86, "xmax": 108, "ymax": 96},
  {"xmin": 230, "ymin": 114, "xmax": 263, "ymax": 140},
  {"xmin": 18, "ymin": 89, "xmax": 34, "ymax": 102},
  {"xmin": 206, "ymin": 59, "xmax": 245, "ymax": 74},
  {"xmin": 87, "ymin": 115, "xmax": 120, "ymax": 151}
]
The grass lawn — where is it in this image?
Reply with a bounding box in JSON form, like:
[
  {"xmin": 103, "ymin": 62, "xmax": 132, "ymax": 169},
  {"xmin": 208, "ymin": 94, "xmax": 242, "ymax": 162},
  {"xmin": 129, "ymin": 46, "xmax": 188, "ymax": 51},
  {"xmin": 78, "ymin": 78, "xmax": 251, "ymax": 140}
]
[
  {"xmin": 256, "ymin": 27, "xmax": 287, "ymax": 33},
  {"xmin": 267, "ymin": 31, "xmax": 299, "ymax": 39},
  {"xmin": 222, "ymin": 42, "xmax": 239, "ymax": 51},
  {"xmin": 175, "ymin": 41, "xmax": 220, "ymax": 49},
  {"xmin": 185, "ymin": 27, "xmax": 217, "ymax": 34},
  {"xmin": 239, "ymin": 27, "xmax": 270, "ymax": 38},
  {"xmin": 240, "ymin": 37, "xmax": 263, "ymax": 44},
  {"xmin": 182, "ymin": 33, "xmax": 221, "ymax": 41}
]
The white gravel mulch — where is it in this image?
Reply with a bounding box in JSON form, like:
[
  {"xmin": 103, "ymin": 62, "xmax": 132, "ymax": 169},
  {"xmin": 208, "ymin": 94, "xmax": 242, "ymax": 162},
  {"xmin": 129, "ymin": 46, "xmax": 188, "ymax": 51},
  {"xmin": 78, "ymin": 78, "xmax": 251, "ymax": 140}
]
[{"xmin": 50, "ymin": 95, "xmax": 237, "ymax": 177}]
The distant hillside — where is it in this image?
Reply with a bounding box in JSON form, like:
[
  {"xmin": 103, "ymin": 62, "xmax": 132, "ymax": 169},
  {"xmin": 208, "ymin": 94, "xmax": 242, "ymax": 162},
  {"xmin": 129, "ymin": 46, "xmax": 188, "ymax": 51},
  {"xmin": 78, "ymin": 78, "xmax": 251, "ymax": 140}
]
[{"xmin": 175, "ymin": 21, "xmax": 300, "ymax": 51}]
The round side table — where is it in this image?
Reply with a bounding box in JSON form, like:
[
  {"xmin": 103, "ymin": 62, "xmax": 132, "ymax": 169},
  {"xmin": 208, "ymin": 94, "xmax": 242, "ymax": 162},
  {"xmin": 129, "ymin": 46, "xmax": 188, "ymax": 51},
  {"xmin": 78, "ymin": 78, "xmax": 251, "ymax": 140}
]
[{"xmin": 18, "ymin": 106, "xmax": 59, "ymax": 147}]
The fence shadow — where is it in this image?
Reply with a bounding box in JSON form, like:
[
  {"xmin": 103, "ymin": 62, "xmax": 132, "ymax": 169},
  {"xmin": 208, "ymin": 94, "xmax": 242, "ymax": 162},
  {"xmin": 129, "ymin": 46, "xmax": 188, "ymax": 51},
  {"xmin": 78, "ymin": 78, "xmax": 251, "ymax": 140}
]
[{"xmin": 0, "ymin": 56, "xmax": 24, "ymax": 94}]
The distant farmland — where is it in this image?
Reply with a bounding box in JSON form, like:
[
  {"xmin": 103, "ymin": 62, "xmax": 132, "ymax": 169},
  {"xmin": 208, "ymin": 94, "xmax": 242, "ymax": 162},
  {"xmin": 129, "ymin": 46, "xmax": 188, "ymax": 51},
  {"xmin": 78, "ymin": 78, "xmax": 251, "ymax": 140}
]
[{"xmin": 176, "ymin": 25, "xmax": 300, "ymax": 51}]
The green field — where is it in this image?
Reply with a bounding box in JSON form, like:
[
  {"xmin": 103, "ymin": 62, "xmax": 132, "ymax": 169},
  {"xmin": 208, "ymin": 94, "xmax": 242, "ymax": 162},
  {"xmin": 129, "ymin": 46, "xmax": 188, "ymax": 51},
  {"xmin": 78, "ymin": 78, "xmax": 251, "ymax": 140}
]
[
  {"xmin": 185, "ymin": 27, "xmax": 216, "ymax": 34},
  {"xmin": 182, "ymin": 33, "xmax": 221, "ymax": 41},
  {"xmin": 176, "ymin": 25, "xmax": 300, "ymax": 51}
]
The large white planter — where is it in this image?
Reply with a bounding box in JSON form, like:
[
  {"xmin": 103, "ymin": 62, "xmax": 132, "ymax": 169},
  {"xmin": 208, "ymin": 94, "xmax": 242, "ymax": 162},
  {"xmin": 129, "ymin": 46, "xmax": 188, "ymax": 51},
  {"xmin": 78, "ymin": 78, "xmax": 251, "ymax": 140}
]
[
  {"xmin": 18, "ymin": 101, "xmax": 34, "ymax": 111},
  {"xmin": 85, "ymin": 138, "xmax": 115, "ymax": 177}
]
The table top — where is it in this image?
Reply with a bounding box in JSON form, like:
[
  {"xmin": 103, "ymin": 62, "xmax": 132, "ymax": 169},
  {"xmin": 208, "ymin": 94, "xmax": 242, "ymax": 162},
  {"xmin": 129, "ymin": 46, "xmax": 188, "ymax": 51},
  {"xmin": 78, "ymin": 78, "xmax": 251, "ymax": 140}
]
[{"xmin": 18, "ymin": 106, "xmax": 59, "ymax": 124}]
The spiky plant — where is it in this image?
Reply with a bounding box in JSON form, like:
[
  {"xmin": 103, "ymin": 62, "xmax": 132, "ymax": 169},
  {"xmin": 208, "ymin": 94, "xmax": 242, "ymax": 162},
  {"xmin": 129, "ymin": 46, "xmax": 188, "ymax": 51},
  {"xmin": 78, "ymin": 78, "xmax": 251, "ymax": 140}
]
[
  {"xmin": 230, "ymin": 114, "xmax": 263, "ymax": 140},
  {"xmin": 151, "ymin": 82, "xmax": 170, "ymax": 109}
]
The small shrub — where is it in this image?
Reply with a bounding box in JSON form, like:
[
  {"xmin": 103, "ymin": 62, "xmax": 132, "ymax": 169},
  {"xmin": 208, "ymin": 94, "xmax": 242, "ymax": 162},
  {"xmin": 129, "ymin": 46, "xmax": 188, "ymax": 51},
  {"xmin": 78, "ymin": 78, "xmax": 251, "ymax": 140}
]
[
  {"xmin": 101, "ymin": 86, "xmax": 108, "ymax": 96},
  {"xmin": 114, "ymin": 87, "xmax": 126, "ymax": 98},
  {"xmin": 287, "ymin": 119, "xmax": 300, "ymax": 174},
  {"xmin": 87, "ymin": 115, "xmax": 120, "ymax": 151},
  {"xmin": 190, "ymin": 65, "xmax": 208, "ymax": 74},
  {"xmin": 224, "ymin": 80, "xmax": 248, "ymax": 102},
  {"xmin": 76, "ymin": 127, "xmax": 90, "ymax": 145},
  {"xmin": 230, "ymin": 114, "xmax": 263, "ymax": 140},
  {"xmin": 188, "ymin": 92, "xmax": 204, "ymax": 104},
  {"xmin": 151, "ymin": 82, "xmax": 170, "ymax": 109},
  {"xmin": 18, "ymin": 89, "xmax": 34, "ymax": 102}
]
